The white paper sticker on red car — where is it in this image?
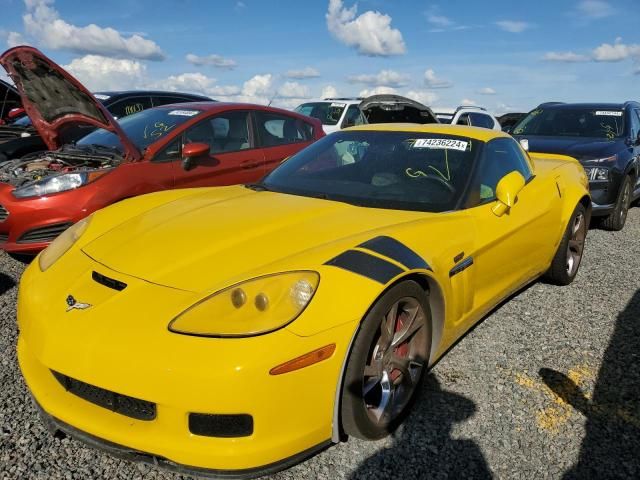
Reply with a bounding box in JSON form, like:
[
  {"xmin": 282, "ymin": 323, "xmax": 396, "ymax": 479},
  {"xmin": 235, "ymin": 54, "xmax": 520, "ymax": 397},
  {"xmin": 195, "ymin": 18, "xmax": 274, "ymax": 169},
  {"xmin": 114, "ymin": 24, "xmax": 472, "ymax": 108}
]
[
  {"xmin": 168, "ymin": 110, "xmax": 200, "ymax": 117},
  {"xmin": 412, "ymin": 138, "xmax": 468, "ymax": 151}
]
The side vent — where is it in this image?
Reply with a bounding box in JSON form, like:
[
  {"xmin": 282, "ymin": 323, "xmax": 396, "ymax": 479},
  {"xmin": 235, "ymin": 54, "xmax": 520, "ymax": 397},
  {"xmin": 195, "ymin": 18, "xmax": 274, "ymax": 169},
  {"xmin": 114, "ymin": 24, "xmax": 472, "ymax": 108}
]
[{"xmin": 92, "ymin": 271, "xmax": 127, "ymax": 291}]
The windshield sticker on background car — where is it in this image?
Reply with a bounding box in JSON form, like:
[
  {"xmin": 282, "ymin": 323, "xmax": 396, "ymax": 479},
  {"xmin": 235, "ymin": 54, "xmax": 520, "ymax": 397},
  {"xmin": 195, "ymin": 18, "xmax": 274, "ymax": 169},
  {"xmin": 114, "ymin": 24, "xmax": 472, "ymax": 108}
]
[
  {"xmin": 124, "ymin": 103, "xmax": 144, "ymax": 116},
  {"xmin": 94, "ymin": 94, "xmax": 110, "ymax": 100},
  {"xmin": 330, "ymin": 103, "xmax": 346, "ymax": 108},
  {"xmin": 595, "ymin": 111, "xmax": 623, "ymax": 117},
  {"xmin": 168, "ymin": 110, "xmax": 200, "ymax": 117},
  {"xmin": 411, "ymin": 138, "xmax": 468, "ymax": 151}
]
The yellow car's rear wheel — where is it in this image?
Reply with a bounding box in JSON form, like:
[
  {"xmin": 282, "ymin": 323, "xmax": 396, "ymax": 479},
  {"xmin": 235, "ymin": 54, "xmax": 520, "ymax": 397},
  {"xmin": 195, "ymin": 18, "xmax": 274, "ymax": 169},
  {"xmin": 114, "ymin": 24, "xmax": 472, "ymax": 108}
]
[{"xmin": 341, "ymin": 280, "xmax": 431, "ymax": 440}]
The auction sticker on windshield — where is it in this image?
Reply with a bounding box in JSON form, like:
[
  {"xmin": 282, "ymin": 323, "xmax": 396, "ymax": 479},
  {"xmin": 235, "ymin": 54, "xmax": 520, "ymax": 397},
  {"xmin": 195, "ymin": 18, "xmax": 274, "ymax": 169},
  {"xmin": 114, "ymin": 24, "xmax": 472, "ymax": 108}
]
[
  {"xmin": 412, "ymin": 138, "xmax": 469, "ymax": 151},
  {"xmin": 595, "ymin": 111, "xmax": 623, "ymax": 117},
  {"xmin": 168, "ymin": 110, "xmax": 200, "ymax": 117}
]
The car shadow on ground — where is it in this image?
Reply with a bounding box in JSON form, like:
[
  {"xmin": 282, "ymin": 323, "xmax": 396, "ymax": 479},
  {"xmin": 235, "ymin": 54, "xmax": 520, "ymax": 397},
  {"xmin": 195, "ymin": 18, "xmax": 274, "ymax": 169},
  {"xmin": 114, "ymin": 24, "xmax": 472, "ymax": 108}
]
[
  {"xmin": 539, "ymin": 289, "xmax": 640, "ymax": 479},
  {"xmin": 0, "ymin": 272, "xmax": 16, "ymax": 294},
  {"xmin": 350, "ymin": 374, "xmax": 491, "ymax": 480}
]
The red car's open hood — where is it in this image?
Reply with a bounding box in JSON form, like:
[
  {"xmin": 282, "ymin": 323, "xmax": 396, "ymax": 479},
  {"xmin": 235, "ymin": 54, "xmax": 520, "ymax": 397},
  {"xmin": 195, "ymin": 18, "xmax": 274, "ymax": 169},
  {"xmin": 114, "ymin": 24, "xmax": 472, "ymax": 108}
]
[{"xmin": 0, "ymin": 46, "xmax": 141, "ymax": 160}]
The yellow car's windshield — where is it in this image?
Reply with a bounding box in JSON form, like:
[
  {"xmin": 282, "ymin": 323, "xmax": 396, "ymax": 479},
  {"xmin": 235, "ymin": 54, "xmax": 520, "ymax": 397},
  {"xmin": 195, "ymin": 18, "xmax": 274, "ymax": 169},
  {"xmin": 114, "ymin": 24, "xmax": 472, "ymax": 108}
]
[{"xmin": 263, "ymin": 131, "xmax": 483, "ymax": 212}]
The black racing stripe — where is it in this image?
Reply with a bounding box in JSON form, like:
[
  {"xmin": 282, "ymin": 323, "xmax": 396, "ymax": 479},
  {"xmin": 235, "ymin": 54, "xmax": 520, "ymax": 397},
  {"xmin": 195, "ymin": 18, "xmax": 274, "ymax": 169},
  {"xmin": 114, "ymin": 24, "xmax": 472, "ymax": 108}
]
[
  {"xmin": 449, "ymin": 257, "xmax": 474, "ymax": 277},
  {"xmin": 358, "ymin": 236, "xmax": 431, "ymax": 271},
  {"xmin": 325, "ymin": 250, "xmax": 404, "ymax": 284}
]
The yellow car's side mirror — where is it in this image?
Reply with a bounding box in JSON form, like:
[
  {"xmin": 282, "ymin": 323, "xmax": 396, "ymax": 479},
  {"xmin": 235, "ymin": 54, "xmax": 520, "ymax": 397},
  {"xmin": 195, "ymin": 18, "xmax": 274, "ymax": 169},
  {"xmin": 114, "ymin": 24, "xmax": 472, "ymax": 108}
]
[{"xmin": 492, "ymin": 171, "xmax": 526, "ymax": 217}]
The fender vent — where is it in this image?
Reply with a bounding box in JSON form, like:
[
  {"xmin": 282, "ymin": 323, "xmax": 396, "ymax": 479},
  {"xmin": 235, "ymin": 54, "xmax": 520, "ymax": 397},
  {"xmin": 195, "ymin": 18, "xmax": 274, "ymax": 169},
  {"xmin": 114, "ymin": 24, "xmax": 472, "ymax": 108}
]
[
  {"xmin": 0, "ymin": 205, "xmax": 8, "ymax": 222},
  {"xmin": 92, "ymin": 271, "xmax": 127, "ymax": 291}
]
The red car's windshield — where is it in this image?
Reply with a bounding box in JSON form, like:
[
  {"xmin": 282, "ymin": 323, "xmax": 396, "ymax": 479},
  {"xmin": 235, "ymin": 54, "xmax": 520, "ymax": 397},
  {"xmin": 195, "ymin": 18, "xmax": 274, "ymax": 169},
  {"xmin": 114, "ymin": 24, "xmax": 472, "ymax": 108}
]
[{"xmin": 77, "ymin": 107, "xmax": 203, "ymax": 152}]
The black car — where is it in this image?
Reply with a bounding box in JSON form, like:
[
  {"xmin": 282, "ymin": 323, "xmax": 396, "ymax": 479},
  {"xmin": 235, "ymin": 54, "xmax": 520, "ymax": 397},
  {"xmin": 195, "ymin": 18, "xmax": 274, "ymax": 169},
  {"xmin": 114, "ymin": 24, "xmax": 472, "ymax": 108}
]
[
  {"xmin": 0, "ymin": 79, "xmax": 21, "ymax": 124},
  {"xmin": 498, "ymin": 112, "xmax": 526, "ymax": 132},
  {"xmin": 0, "ymin": 90, "xmax": 212, "ymax": 162},
  {"xmin": 512, "ymin": 102, "xmax": 640, "ymax": 230}
]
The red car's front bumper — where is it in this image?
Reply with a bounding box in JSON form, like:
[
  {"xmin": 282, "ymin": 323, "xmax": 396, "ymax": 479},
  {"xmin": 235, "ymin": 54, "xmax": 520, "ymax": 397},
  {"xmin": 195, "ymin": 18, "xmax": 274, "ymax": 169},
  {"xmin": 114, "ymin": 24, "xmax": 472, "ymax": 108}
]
[{"xmin": 0, "ymin": 183, "xmax": 98, "ymax": 254}]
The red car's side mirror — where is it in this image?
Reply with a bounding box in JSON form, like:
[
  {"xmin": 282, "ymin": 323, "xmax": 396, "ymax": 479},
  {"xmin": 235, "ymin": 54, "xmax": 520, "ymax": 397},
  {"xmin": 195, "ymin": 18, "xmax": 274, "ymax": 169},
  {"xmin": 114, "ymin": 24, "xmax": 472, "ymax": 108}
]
[
  {"xmin": 8, "ymin": 108, "xmax": 25, "ymax": 119},
  {"xmin": 182, "ymin": 142, "xmax": 210, "ymax": 171}
]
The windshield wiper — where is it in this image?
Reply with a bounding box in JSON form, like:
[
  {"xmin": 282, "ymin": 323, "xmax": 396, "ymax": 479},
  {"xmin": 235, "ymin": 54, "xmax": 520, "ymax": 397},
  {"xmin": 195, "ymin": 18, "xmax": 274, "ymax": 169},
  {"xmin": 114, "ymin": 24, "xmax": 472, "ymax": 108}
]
[
  {"xmin": 72, "ymin": 144, "xmax": 122, "ymax": 156},
  {"xmin": 245, "ymin": 182, "xmax": 270, "ymax": 192}
]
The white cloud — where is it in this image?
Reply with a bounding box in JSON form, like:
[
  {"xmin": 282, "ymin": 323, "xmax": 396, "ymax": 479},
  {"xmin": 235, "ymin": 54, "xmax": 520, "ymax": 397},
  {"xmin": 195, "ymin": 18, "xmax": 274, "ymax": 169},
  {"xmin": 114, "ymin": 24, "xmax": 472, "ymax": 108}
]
[
  {"xmin": 6, "ymin": 31, "xmax": 25, "ymax": 47},
  {"xmin": 285, "ymin": 67, "xmax": 321, "ymax": 79},
  {"xmin": 277, "ymin": 81, "xmax": 310, "ymax": 99},
  {"xmin": 461, "ymin": 98, "xmax": 477, "ymax": 106},
  {"xmin": 149, "ymin": 72, "xmax": 275, "ymax": 104},
  {"xmin": 64, "ymin": 55, "xmax": 146, "ymax": 91},
  {"xmin": 495, "ymin": 20, "xmax": 531, "ymax": 33},
  {"xmin": 577, "ymin": 0, "xmax": 615, "ymax": 18},
  {"xmin": 270, "ymin": 82, "xmax": 313, "ymax": 109},
  {"xmin": 241, "ymin": 74, "xmax": 272, "ymax": 97},
  {"xmin": 405, "ymin": 90, "xmax": 439, "ymax": 105},
  {"xmin": 427, "ymin": 14, "xmax": 453, "ymax": 28},
  {"xmin": 543, "ymin": 51, "xmax": 590, "ymax": 62},
  {"xmin": 347, "ymin": 69, "xmax": 409, "ymax": 87},
  {"xmin": 233, "ymin": 74, "xmax": 274, "ymax": 104},
  {"xmin": 359, "ymin": 86, "xmax": 398, "ymax": 97},
  {"xmin": 153, "ymin": 72, "xmax": 215, "ymax": 93},
  {"xmin": 321, "ymin": 85, "xmax": 338, "ymax": 98},
  {"xmin": 477, "ymin": 87, "xmax": 496, "ymax": 95},
  {"xmin": 326, "ymin": 0, "xmax": 406, "ymax": 56},
  {"xmin": 424, "ymin": 7, "xmax": 470, "ymax": 33},
  {"xmin": 495, "ymin": 102, "xmax": 518, "ymax": 116},
  {"xmin": 186, "ymin": 53, "xmax": 237, "ymax": 69},
  {"xmin": 20, "ymin": 0, "xmax": 164, "ymax": 60},
  {"xmin": 208, "ymin": 85, "xmax": 242, "ymax": 97},
  {"xmin": 424, "ymin": 69, "xmax": 452, "ymax": 89},
  {"xmin": 148, "ymin": 72, "xmax": 240, "ymax": 99},
  {"xmin": 592, "ymin": 40, "xmax": 640, "ymax": 62}
]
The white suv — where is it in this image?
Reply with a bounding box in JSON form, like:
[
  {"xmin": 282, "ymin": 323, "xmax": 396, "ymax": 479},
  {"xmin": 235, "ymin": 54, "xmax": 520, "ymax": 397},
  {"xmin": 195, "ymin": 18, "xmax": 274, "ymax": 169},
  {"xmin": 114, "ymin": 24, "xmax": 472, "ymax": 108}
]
[
  {"xmin": 294, "ymin": 98, "xmax": 367, "ymax": 134},
  {"xmin": 435, "ymin": 106, "xmax": 501, "ymax": 130}
]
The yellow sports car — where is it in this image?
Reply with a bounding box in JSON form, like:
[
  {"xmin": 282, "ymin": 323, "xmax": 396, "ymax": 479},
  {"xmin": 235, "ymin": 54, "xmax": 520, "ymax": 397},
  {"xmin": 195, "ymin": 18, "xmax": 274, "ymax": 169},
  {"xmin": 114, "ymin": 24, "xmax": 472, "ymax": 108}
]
[{"xmin": 17, "ymin": 124, "xmax": 590, "ymax": 477}]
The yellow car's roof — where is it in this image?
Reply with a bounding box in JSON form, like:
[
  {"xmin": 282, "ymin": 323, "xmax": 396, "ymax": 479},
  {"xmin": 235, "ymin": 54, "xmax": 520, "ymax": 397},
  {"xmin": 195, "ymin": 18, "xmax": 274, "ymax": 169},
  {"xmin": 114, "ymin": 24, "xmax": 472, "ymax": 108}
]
[{"xmin": 345, "ymin": 123, "xmax": 509, "ymax": 142}]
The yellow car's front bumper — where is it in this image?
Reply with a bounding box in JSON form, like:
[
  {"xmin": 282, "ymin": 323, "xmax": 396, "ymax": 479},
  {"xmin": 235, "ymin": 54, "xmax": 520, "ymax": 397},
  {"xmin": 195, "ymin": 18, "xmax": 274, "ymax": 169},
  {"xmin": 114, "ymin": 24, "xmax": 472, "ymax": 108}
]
[{"xmin": 16, "ymin": 258, "xmax": 358, "ymax": 475}]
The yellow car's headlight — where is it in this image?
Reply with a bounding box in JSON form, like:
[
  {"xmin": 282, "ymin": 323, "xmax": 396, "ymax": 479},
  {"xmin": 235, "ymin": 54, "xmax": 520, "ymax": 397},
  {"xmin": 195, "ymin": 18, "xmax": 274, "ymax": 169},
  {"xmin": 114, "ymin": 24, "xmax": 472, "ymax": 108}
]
[
  {"xmin": 168, "ymin": 271, "xmax": 320, "ymax": 337},
  {"xmin": 38, "ymin": 215, "xmax": 92, "ymax": 272}
]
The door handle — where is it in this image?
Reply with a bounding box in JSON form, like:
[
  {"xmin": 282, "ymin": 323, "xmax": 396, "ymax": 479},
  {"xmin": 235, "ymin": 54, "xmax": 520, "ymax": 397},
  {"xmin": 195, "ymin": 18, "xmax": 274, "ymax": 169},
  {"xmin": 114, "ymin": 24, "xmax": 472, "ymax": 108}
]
[{"xmin": 241, "ymin": 160, "xmax": 259, "ymax": 169}]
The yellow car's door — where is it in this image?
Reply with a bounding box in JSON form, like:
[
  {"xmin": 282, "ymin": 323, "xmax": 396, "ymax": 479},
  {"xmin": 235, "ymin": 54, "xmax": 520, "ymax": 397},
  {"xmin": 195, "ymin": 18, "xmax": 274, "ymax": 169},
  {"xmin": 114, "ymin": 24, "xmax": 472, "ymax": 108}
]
[{"xmin": 453, "ymin": 138, "xmax": 562, "ymax": 330}]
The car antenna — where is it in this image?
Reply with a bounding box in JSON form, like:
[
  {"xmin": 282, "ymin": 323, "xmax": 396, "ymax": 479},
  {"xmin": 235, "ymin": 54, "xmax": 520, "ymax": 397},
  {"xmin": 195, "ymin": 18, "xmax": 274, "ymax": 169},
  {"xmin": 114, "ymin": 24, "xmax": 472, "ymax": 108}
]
[{"xmin": 267, "ymin": 90, "xmax": 278, "ymax": 107}]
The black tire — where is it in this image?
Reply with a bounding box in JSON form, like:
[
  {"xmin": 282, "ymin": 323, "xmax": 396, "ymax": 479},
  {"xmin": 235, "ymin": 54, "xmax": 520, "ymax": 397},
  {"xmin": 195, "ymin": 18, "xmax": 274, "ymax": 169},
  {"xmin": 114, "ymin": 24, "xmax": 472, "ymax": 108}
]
[
  {"xmin": 544, "ymin": 203, "xmax": 588, "ymax": 286},
  {"xmin": 341, "ymin": 280, "xmax": 431, "ymax": 440},
  {"xmin": 600, "ymin": 175, "xmax": 632, "ymax": 231}
]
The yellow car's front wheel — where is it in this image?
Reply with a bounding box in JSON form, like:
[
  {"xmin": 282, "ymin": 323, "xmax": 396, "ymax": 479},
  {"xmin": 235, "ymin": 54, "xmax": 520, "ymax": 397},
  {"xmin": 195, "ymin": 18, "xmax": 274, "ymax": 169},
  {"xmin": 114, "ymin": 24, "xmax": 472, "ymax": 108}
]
[
  {"xmin": 340, "ymin": 280, "xmax": 432, "ymax": 440},
  {"xmin": 544, "ymin": 203, "xmax": 588, "ymax": 286}
]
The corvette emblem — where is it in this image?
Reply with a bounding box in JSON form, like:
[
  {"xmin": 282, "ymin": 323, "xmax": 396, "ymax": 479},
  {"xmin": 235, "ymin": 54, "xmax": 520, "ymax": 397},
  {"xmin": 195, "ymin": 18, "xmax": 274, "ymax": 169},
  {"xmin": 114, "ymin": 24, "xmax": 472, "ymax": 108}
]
[{"xmin": 66, "ymin": 295, "xmax": 91, "ymax": 312}]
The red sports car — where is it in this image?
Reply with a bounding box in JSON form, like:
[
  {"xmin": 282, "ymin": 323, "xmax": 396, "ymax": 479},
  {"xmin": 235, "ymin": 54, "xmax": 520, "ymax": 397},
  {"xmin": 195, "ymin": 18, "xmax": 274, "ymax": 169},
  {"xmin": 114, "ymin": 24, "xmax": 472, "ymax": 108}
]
[{"xmin": 0, "ymin": 47, "xmax": 323, "ymax": 254}]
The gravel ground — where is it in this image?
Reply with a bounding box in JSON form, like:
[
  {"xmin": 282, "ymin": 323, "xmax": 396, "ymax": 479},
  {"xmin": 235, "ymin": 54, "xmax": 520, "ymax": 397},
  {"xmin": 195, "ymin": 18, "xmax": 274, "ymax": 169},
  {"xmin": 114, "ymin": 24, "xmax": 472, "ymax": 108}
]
[{"xmin": 1, "ymin": 209, "xmax": 639, "ymax": 479}]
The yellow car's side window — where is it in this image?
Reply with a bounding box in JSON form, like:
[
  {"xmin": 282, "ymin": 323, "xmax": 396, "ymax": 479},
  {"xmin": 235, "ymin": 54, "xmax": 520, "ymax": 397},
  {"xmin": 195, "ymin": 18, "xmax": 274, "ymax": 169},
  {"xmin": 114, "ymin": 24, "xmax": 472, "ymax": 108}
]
[{"xmin": 480, "ymin": 184, "xmax": 494, "ymax": 200}]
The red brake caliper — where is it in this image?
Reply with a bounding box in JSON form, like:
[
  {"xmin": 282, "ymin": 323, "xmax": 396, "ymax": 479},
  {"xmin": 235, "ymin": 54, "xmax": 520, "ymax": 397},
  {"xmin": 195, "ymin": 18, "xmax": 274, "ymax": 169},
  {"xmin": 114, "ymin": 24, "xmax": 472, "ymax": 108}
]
[{"xmin": 390, "ymin": 309, "xmax": 409, "ymax": 382}]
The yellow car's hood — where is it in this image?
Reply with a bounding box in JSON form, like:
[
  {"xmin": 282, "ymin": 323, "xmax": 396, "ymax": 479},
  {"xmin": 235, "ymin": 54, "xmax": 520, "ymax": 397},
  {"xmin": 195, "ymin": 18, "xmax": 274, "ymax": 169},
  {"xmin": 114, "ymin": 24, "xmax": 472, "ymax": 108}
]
[{"xmin": 82, "ymin": 186, "xmax": 429, "ymax": 292}]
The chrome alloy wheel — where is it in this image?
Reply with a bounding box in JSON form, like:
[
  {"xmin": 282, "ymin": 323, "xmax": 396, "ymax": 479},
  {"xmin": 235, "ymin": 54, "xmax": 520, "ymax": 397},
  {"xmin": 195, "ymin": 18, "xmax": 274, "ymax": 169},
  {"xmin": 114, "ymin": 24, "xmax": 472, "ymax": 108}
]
[
  {"xmin": 566, "ymin": 211, "xmax": 587, "ymax": 276},
  {"xmin": 362, "ymin": 297, "xmax": 428, "ymax": 426}
]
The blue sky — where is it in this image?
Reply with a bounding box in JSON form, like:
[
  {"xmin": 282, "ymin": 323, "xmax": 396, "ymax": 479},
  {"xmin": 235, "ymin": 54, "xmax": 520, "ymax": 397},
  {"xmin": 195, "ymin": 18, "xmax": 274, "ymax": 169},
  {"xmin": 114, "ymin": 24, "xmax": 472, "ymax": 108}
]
[{"xmin": 0, "ymin": 0, "xmax": 638, "ymax": 113}]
